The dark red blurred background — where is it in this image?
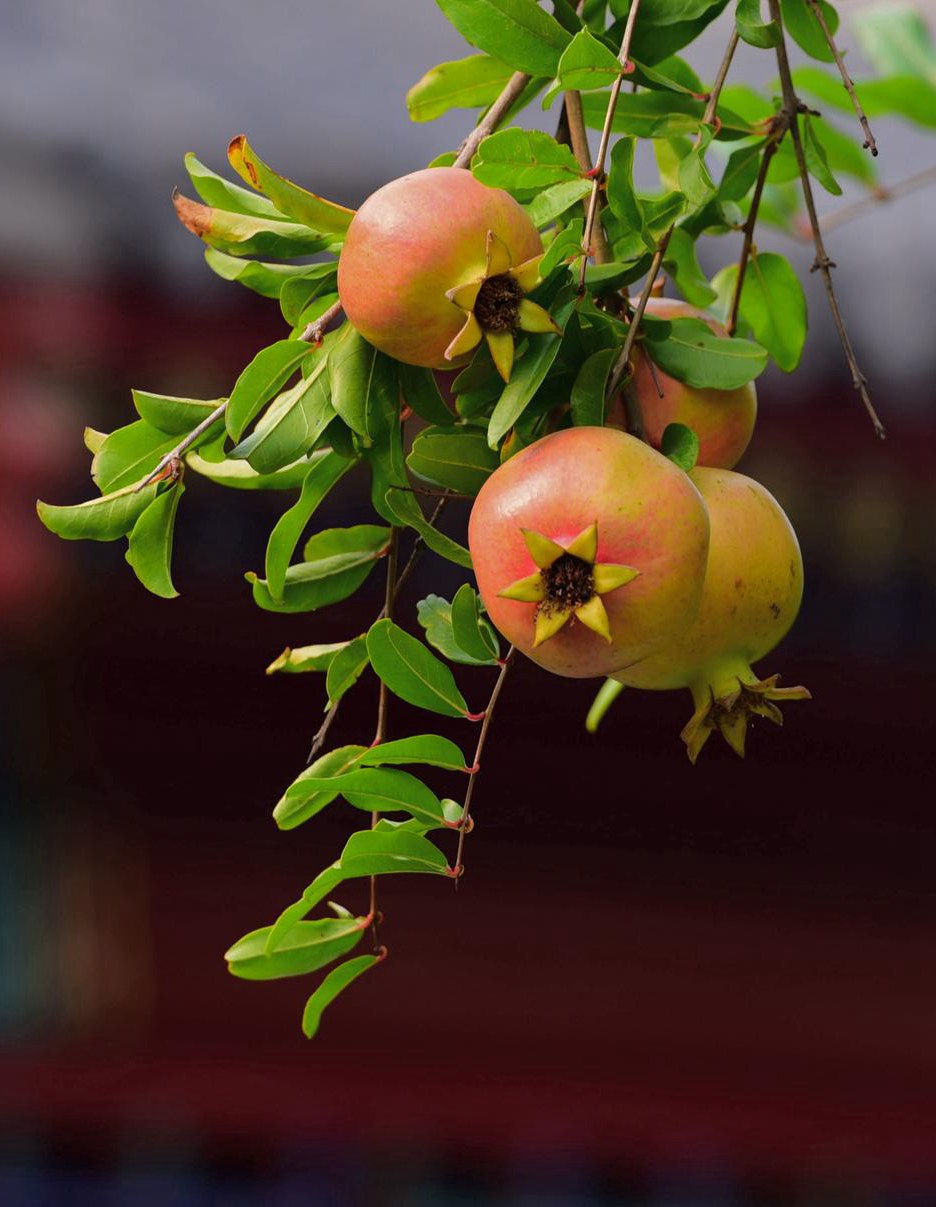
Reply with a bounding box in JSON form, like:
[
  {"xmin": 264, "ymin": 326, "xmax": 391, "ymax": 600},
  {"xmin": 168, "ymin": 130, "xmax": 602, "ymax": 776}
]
[{"xmin": 3, "ymin": 3, "xmax": 936, "ymax": 1204}]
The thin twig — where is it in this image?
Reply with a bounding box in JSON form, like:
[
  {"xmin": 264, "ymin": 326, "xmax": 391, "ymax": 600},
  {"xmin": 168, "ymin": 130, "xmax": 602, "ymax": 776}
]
[
  {"xmin": 565, "ymin": 90, "xmax": 613, "ymax": 265},
  {"xmin": 771, "ymin": 0, "xmax": 885, "ymax": 439},
  {"xmin": 726, "ymin": 130, "xmax": 783, "ymax": 335},
  {"xmin": 578, "ymin": 0, "xmax": 643, "ymax": 292},
  {"xmin": 453, "ymin": 646, "xmax": 516, "ymax": 879},
  {"xmin": 389, "ymin": 484, "xmax": 474, "ymax": 502},
  {"xmin": 135, "ymin": 400, "xmax": 227, "ymax": 491},
  {"xmin": 299, "ymin": 297, "xmax": 344, "ymax": 344},
  {"xmin": 453, "ymin": 71, "xmax": 531, "ymax": 169},
  {"xmin": 806, "ymin": 0, "xmax": 877, "ymax": 156},
  {"xmin": 817, "ymin": 164, "xmax": 936, "ymax": 234},
  {"xmin": 702, "ymin": 28, "xmax": 739, "ymax": 127}
]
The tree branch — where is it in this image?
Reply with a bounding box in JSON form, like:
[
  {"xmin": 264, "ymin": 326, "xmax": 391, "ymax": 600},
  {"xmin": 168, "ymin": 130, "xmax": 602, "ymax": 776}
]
[
  {"xmin": 135, "ymin": 400, "xmax": 227, "ymax": 491},
  {"xmin": 726, "ymin": 127, "xmax": 783, "ymax": 335},
  {"xmin": 453, "ymin": 645, "xmax": 516, "ymax": 879},
  {"xmin": 806, "ymin": 0, "xmax": 877, "ymax": 157},
  {"xmin": 771, "ymin": 0, "xmax": 885, "ymax": 439},
  {"xmin": 299, "ymin": 297, "xmax": 344, "ymax": 345},
  {"xmin": 565, "ymin": 89, "xmax": 613, "ymax": 265},
  {"xmin": 453, "ymin": 71, "xmax": 531, "ymax": 169},
  {"xmin": 578, "ymin": 0, "xmax": 644, "ymax": 292}
]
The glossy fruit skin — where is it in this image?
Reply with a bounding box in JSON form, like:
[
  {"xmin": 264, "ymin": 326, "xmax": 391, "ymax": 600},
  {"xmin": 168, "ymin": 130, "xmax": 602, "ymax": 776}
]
[
  {"xmin": 620, "ymin": 297, "xmax": 757, "ymax": 469},
  {"xmin": 468, "ymin": 427, "xmax": 711, "ymax": 679},
  {"xmin": 337, "ymin": 167, "xmax": 543, "ymax": 370},
  {"xmin": 616, "ymin": 466, "xmax": 803, "ymax": 705}
]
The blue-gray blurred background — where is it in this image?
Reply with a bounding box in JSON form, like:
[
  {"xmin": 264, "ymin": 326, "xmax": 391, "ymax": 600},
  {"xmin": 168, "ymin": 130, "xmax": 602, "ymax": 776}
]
[{"xmin": 2, "ymin": 2, "xmax": 936, "ymax": 1204}]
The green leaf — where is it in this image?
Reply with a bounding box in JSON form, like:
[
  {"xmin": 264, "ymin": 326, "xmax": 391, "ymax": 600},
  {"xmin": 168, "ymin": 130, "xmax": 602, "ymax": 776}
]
[
  {"xmin": 125, "ymin": 482, "xmax": 184, "ymax": 598},
  {"xmin": 780, "ymin": 0, "xmax": 838, "ymax": 63},
  {"xmin": 83, "ymin": 428, "xmax": 107, "ymax": 455},
  {"xmin": 585, "ymin": 677, "xmax": 625, "ymax": 733},
  {"xmin": 230, "ymin": 354, "xmax": 336, "ymax": 474},
  {"xmin": 185, "ymin": 449, "xmax": 311, "ymax": 491},
  {"xmin": 570, "ymin": 348, "xmax": 615, "ymax": 427},
  {"xmin": 645, "ymin": 317, "xmax": 768, "ymax": 387},
  {"xmin": 809, "ymin": 116, "xmax": 876, "ymax": 186},
  {"xmin": 91, "ymin": 421, "xmax": 179, "ymax": 493},
  {"xmin": 279, "ymin": 270, "xmax": 339, "ymax": 327},
  {"xmin": 735, "ymin": 0, "xmax": 779, "ymax": 48},
  {"xmin": 547, "ymin": 27, "xmax": 622, "ymax": 99},
  {"xmin": 38, "ymin": 480, "xmax": 160, "ymax": 543},
  {"xmin": 524, "ymin": 179, "xmax": 592, "ymax": 227},
  {"xmin": 622, "ymin": 2, "xmax": 732, "ymax": 65},
  {"xmin": 250, "ymin": 525, "xmax": 390, "ymax": 614},
  {"xmin": 398, "ymin": 365, "xmax": 454, "ymax": 426},
  {"xmin": 225, "ymin": 340, "xmax": 316, "ymax": 441},
  {"xmin": 802, "ymin": 114, "xmax": 842, "ymax": 195},
  {"xmin": 417, "ymin": 594, "xmax": 500, "ymax": 667},
  {"xmin": 472, "ymin": 129, "xmax": 583, "ymax": 192},
  {"xmin": 407, "ymin": 426, "xmax": 500, "ymax": 496},
  {"xmin": 274, "ymin": 745, "xmax": 368, "ymax": 831},
  {"xmin": 581, "ymin": 89, "xmax": 753, "ymax": 139},
  {"xmin": 325, "ymin": 635, "xmax": 370, "ymax": 708},
  {"xmin": 717, "ymin": 139, "xmax": 766, "ymax": 201},
  {"xmin": 607, "ymin": 137, "xmax": 651, "ymax": 248},
  {"xmin": 731, "ymin": 250, "xmax": 807, "ymax": 372},
  {"xmin": 435, "ymin": 0, "xmax": 571, "ymax": 76},
  {"xmin": 174, "ymin": 192, "xmax": 333, "ymax": 258},
  {"xmin": 296, "ymin": 768, "xmax": 453, "ymax": 828},
  {"xmin": 852, "ymin": 3, "xmax": 936, "ymax": 82},
  {"xmin": 367, "ymin": 618, "xmax": 471, "ymax": 718},
  {"xmin": 451, "ymin": 583, "xmax": 500, "ymax": 663},
  {"xmin": 794, "ymin": 66, "xmax": 936, "ymax": 130},
  {"xmin": 301, "ymin": 954, "xmax": 381, "ymax": 1039},
  {"xmin": 407, "ymin": 54, "xmax": 514, "ymax": 121},
  {"xmin": 328, "ymin": 327, "xmax": 398, "ymax": 445},
  {"xmin": 678, "ymin": 126, "xmax": 716, "ymax": 208},
  {"xmin": 384, "ymin": 487, "xmax": 474, "ymax": 568},
  {"xmin": 266, "ymin": 641, "xmax": 352, "ymax": 675},
  {"xmin": 662, "ymin": 227, "xmax": 717, "ymax": 307},
  {"xmin": 538, "ymin": 220, "xmax": 583, "ymax": 277},
  {"xmin": 357, "ymin": 734, "xmax": 468, "ymax": 772},
  {"xmin": 228, "ymin": 135, "xmax": 355, "ymax": 235},
  {"xmin": 184, "ymin": 151, "xmax": 287, "ymax": 220},
  {"xmin": 264, "ymin": 451, "xmax": 352, "ymax": 601},
  {"xmin": 660, "ymin": 422, "xmax": 699, "ymax": 472},
  {"xmin": 131, "ymin": 391, "xmax": 226, "ymax": 436},
  {"xmin": 226, "ymin": 917, "xmax": 364, "ymax": 981},
  {"xmin": 204, "ymin": 247, "xmax": 319, "ymax": 298},
  {"xmin": 487, "ymin": 288, "xmax": 578, "ymax": 448},
  {"xmin": 626, "ymin": 0, "xmax": 727, "ymax": 21}
]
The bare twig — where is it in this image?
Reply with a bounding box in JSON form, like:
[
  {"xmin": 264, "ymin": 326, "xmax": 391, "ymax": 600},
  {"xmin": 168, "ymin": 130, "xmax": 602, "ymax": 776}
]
[
  {"xmin": 817, "ymin": 164, "xmax": 936, "ymax": 234},
  {"xmin": 806, "ymin": 0, "xmax": 877, "ymax": 157},
  {"xmin": 771, "ymin": 0, "xmax": 885, "ymax": 439},
  {"xmin": 565, "ymin": 89, "xmax": 613, "ymax": 265},
  {"xmin": 453, "ymin": 645, "xmax": 516, "ymax": 879},
  {"xmin": 578, "ymin": 0, "xmax": 643, "ymax": 292},
  {"xmin": 453, "ymin": 71, "xmax": 531, "ymax": 169},
  {"xmin": 726, "ymin": 129, "xmax": 783, "ymax": 335},
  {"xmin": 702, "ymin": 28, "xmax": 740, "ymax": 127},
  {"xmin": 135, "ymin": 400, "xmax": 227, "ymax": 491},
  {"xmin": 299, "ymin": 297, "xmax": 344, "ymax": 344}
]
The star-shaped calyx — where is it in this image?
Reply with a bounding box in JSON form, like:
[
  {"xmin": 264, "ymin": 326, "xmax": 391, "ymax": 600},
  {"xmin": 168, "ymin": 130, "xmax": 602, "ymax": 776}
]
[
  {"xmin": 444, "ymin": 230, "xmax": 560, "ymax": 383},
  {"xmin": 680, "ymin": 674, "xmax": 812, "ymax": 764},
  {"xmin": 498, "ymin": 522, "xmax": 640, "ymax": 647}
]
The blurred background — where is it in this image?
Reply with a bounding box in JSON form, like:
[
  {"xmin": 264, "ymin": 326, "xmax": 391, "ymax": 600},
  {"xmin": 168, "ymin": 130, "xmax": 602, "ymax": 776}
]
[{"xmin": 3, "ymin": 1, "xmax": 936, "ymax": 1203}]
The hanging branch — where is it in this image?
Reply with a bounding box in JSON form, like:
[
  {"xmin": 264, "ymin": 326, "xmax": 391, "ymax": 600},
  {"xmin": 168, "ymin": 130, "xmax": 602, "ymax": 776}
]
[
  {"xmin": 726, "ymin": 120, "xmax": 785, "ymax": 335},
  {"xmin": 771, "ymin": 0, "xmax": 885, "ymax": 439},
  {"xmin": 605, "ymin": 27, "xmax": 739, "ymax": 403},
  {"xmin": 806, "ymin": 0, "xmax": 877, "ymax": 157},
  {"xmin": 453, "ymin": 71, "xmax": 532, "ymax": 169},
  {"xmin": 817, "ymin": 164, "xmax": 936, "ymax": 234},
  {"xmin": 578, "ymin": 0, "xmax": 644, "ymax": 292},
  {"xmin": 452, "ymin": 646, "xmax": 516, "ymax": 879}
]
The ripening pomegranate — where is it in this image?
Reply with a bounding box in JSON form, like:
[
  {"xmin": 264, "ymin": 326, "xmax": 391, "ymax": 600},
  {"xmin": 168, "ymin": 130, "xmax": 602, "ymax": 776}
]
[
  {"xmin": 615, "ymin": 296, "xmax": 757, "ymax": 469},
  {"xmin": 337, "ymin": 167, "xmax": 556, "ymax": 381},
  {"xmin": 468, "ymin": 426, "xmax": 710, "ymax": 678},
  {"xmin": 615, "ymin": 466, "xmax": 810, "ymax": 761}
]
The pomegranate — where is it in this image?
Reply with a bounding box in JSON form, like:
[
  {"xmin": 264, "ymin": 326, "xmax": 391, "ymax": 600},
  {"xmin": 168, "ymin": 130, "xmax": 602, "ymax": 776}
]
[
  {"xmin": 615, "ymin": 466, "xmax": 810, "ymax": 761},
  {"xmin": 468, "ymin": 427, "xmax": 710, "ymax": 678},
  {"xmin": 337, "ymin": 167, "xmax": 556, "ymax": 380},
  {"xmin": 617, "ymin": 296, "xmax": 757, "ymax": 469}
]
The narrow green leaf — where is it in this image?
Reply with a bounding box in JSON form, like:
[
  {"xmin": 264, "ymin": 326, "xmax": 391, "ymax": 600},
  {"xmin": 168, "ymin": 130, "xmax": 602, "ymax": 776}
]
[
  {"xmin": 384, "ymin": 488, "xmax": 474, "ymax": 568},
  {"xmin": 678, "ymin": 125, "xmax": 716, "ymax": 208},
  {"xmin": 125, "ymin": 482, "xmax": 184, "ymax": 599},
  {"xmin": 472, "ymin": 129, "xmax": 583, "ymax": 192},
  {"xmin": 802, "ymin": 114, "xmax": 842, "ymax": 195},
  {"xmin": 204, "ymin": 247, "xmax": 319, "ymax": 298},
  {"xmin": 398, "ymin": 365, "xmax": 454, "ymax": 426},
  {"xmin": 780, "ymin": 0, "xmax": 838, "ymax": 63},
  {"xmin": 417, "ymin": 594, "xmax": 500, "ymax": 667},
  {"xmin": 301, "ymin": 954, "xmax": 381, "ymax": 1039},
  {"xmin": 524, "ymin": 178, "xmax": 592, "ymax": 227},
  {"xmin": 737, "ymin": 250, "xmax": 807, "ymax": 372},
  {"xmin": 434, "ymin": 0, "xmax": 571, "ymax": 77},
  {"xmin": 546, "ymin": 27, "xmax": 622, "ymax": 99},
  {"xmin": 266, "ymin": 641, "xmax": 351, "ymax": 675},
  {"xmin": 132, "ymin": 391, "xmax": 226, "ymax": 436},
  {"xmin": 185, "ymin": 151, "xmax": 287, "ymax": 219},
  {"xmin": 451, "ymin": 583, "xmax": 500, "ymax": 663},
  {"xmin": 660, "ymin": 422, "xmax": 700, "ymax": 472},
  {"xmin": 226, "ymin": 917, "xmax": 364, "ymax": 981},
  {"xmin": 328, "ymin": 326, "xmax": 398, "ymax": 445},
  {"xmin": 662, "ymin": 227, "xmax": 718, "ymax": 308},
  {"xmin": 38, "ymin": 480, "xmax": 159, "ymax": 543},
  {"xmin": 228, "ymin": 134, "xmax": 355, "ymax": 235},
  {"xmin": 407, "ymin": 54, "xmax": 513, "ymax": 122},
  {"xmin": 339, "ymin": 828, "xmax": 452, "ymax": 876},
  {"xmin": 279, "ymin": 269, "xmax": 339, "ymax": 327},
  {"xmin": 265, "ymin": 451, "xmax": 351, "ymax": 601},
  {"xmin": 83, "ymin": 428, "xmax": 107, "ymax": 455},
  {"xmin": 325, "ymin": 635, "xmax": 370, "ymax": 708},
  {"xmin": 230, "ymin": 354, "xmax": 336, "ymax": 474},
  {"xmin": 185, "ymin": 449, "xmax": 312, "ymax": 491},
  {"xmin": 250, "ymin": 525, "xmax": 389, "ymax": 614},
  {"xmin": 296, "ymin": 767, "xmax": 451, "ymax": 828},
  {"xmin": 225, "ymin": 340, "xmax": 316, "ymax": 441},
  {"xmin": 645, "ymin": 317, "xmax": 768, "ymax": 387},
  {"xmin": 570, "ymin": 348, "xmax": 615, "ymax": 427},
  {"xmin": 735, "ymin": 0, "xmax": 779, "ymax": 49},
  {"xmin": 717, "ymin": 140, "xmax": 765, "ymax": 201},
  {"xmin": 585, "ymin": 677, "xmax": 625, "ymax": 733},
  {"xmin": 92, "ymin": 421, "xmax": 178, "ymax": 493},
  {"xmin": 407, "ymin": 426, "xmax": 500, "ymax": 496},
  {"xmin": 174, "ymin": 192, "xmax": 333, "ymax": 258},
  {"xmin": 274, "ymin": 745, "xmax": 368, "ymax": 831},
  {"xmin": 357, "ymin": 734, "xmax": 468, "ymax": 772},
  {"xmin": 607, "ymin": 137, "xmax": 651, "ymax": 248},
  {"xmin": 367, "ymin": 618, "xmax": 470, "ymax": 718}
]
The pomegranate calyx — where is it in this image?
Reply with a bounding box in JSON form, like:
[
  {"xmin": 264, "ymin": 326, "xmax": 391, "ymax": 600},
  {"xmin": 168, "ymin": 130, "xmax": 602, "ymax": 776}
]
[
  {"xmin": 498, "ymin": 521, "xmax": 639, "ymax": 649},
  {"xmin": 681, "ymin": 672, "xmax": 812, "ymax": 764}
]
